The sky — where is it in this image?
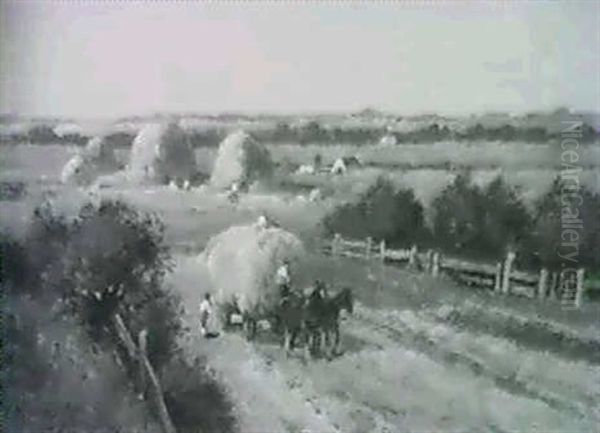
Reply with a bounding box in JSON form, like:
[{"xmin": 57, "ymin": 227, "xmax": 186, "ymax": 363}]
[{"xmin": 0, "ymin": 1, "xmax": 598, "ymax": 118}]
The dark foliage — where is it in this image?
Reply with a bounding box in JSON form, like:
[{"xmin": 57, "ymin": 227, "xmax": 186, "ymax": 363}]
[
  {"xmin": 0, "ymin": 180, "xmax": 27, "ymax": 201},
  {"xmin": 520, "ymin": 177, "xmax": 600, "ymax": 272},
  {"xmin": 103, "ymin": 131, "xmax": 136, "ymax": 148},
  {"xmin": 63, "ymin": 200, "xmax": 179, "ymax": 368},
  {"xmin": 3, "ymin": 200, "xmax": 238, "ymax": 431},
  {"xmin": 187, "ymin": 129, "xmax": 226, "ymax": 148},
  {"xmin": 432, "ymin": 174, "xmax": 532, "ymax": 261},
  {"xmin": 163, "ymin": 358, "xmax": 238, "ymax": 433},
  {"xmin": 323, "ymin": 176, "xmax": 430, "ymax": 247}
]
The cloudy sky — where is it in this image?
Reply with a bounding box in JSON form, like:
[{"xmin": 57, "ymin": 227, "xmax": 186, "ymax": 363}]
[{"xmin": 1, "ymin": 1, "xmax": 598, "ymax": 118}]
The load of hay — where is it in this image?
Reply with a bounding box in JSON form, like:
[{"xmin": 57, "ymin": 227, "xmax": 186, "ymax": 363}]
[
  {"xmin": 210, "ymin": 130, "xmax": 273, "ymax": 190},
  {"xmin": 127, "ymin": 122, "xmax": 196, "ymax": 185},
  {"xmin": 200, "ymin": 223, "xmax": 305, "ymax": 313},
  {"xmin": 60, "ymin": 136, "xmax": 120, "ymax": 185}
]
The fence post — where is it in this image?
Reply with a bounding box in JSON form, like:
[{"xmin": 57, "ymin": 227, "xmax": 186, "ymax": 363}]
[
  {"xmin": 332, "ymin": 233, "xmax": 341, "ymax": 258},
  {"xmin": 138, "ymin": 329, "xmax": 148, "ymax": 399},
  {"xmin": 409, "ymin": 244, "xmax": 418, "ymax": 268},
  {"xmin": 425, "ymin": 250, "xmax": 433, "ymax": 273},
  {"xmin": 538, "ymin": 268, "xmax": 548, "ymax": 300},
  {"xmin": 379, "ymin": 240, "xmax": 386, "ymax": 263},
  {"xmin": 549, "ymin": 272, "xmax": 558, "ymax": 300},
  {"xmin": 431, "ymin": 252, "xmax": 440, "ymax": 277},
  {"xmin": 366, "ymin": 236, "xmax": 372, "ymax": 260},
  {"xmin": 494, "ymin": 262, "xmax": 502, "ymax": 293},
  {"xmin": 575, "ymin": 268, "xmax": 585, "ymax": 308},
  {"xmin": 502, "ymin": 251, "xmax": 516, "ymax": 295}
]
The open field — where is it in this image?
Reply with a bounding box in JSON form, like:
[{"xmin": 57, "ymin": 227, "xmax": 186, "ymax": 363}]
[{"xmin": 3, "ymin": 141, "xmax": 600, "ymax": 433}]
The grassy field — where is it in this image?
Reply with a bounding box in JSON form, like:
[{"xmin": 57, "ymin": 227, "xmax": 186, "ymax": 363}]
[{"xmin": 3, "ymin": 141, "xmax": 600, "ymax": 433}]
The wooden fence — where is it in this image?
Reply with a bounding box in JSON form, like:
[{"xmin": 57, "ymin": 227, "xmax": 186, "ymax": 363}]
[
  {"xmin": 324, "ymin": 233, "xmax": 588, "ymax": 308},
  {"xmin": 113, "ymin": 314, "xmax": 177, "ymax": 433}
]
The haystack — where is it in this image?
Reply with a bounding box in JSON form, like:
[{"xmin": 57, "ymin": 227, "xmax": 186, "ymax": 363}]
[
  {"xmin": 378, "ymin": 134, "xmax": 397, "ymax": 146},
  {"xmin": 60, "ymin": 136, "xmax": 120, "ymax": 185},
  {"xmin": 331, "ymin": 158, "xmax": 347, "ymax": 175},
  {"xmin": 128, "ymin": 122, "xmax": 196, "ymax": 184},
  {"xmin": 210, "ymin": 130, "xmax": 273, "ymax": 190},
  {"xmin": 200, "ymin": 223, "xmax": 305, "ymax": 313}
]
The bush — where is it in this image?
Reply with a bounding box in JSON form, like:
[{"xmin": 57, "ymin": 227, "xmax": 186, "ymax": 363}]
[
  {"xmin": 323, "ymin": 176, "xmax": 430, "ymax": 247},
  {"xmin": 432, "ymin": 174, "xmax": 532, "ymax": 261},
  {"xmin": 520, "ymin": 177, "xmax": 600, "ymax": 272},
  {"xmin": 62, "ymin": 200, "xmax": 180, "ymax": 368},
  {"xmin": 8, "ymin": 200, "xmax": 180, "ymax": 369},
  {"xmin": 162, "ymin": 358, "xmax": 237, "ymax": 433},
  {"xmin": 27, "ymin": 125, "xmax": 59, "ymax": 144},
  {"xmin": 4, "ymin": 200, "xmax": 237, "ymax": 431}
]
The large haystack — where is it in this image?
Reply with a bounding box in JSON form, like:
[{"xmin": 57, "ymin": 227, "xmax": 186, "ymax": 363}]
[
  {"xmin": 200, "ymin": 223, "xmax": 305, "ymax": 312},
  {"xmin": 128, "ymin": 122, "xmax": 196, "ymax": 184},
  {"xmin": 210, "ymin": 130, "xmax": 273, "ymax": 190},
  {"xmin": 60, "ymin": 136, "xmax": 120, "ymax": 185}
]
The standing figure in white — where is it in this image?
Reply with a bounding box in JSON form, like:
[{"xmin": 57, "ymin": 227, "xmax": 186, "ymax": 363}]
[{"xmin": 199, "ymin": 293, "xmax": 213, "ymax": 337}]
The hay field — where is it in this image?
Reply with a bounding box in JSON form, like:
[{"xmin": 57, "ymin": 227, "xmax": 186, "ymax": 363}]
[{"xmin": 3, "ymin": 141, "xmax": 600, "ymax": 433}]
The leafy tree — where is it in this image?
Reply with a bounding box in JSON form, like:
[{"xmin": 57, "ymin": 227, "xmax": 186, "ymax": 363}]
[
  {"xmin": 323, "ymin": 176, "xmax": 429, "ymax": 247},
  {"xmin": 313, "ymin": 153, "xmax": 322, "ymax": 169},
  {"xmin": 432, "ymin": 174, "xmax": 532, "ymax": 261},
  {"xmin": 62, "ymin": 200, "xmax": 179, "ymax": 368},
  {"xmin": 27, "ymin": 125, "xmax": 59, "ymax": 144},
  {"xmin": 521, "ymin": 177, "xmax": 600, "ymax": 272}
]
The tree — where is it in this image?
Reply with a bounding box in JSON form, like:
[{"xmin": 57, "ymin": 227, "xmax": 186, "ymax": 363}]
[
  {"xmin": 27, "ymin": 125, "xmax": 59, "ymax": 144},
  {"xmin": 432, "ymin": 174, "xmax": 532, "ymax": 260},
  {"xmin": 323, "ymin": 176, "xmax": 429, "ymax": 247},
  {"xmin": 10, "ymin": 199, "xmax": 180, "ymax": 370},
  {"xmin": 62, "ymin": 200, "xmax": 180, "ymax": 368},
  {"xmin": 521, "ymin": 177, "xmax": 600, "ymax": 272},
  {"xmin": 313, "ymin": 153, "xmax": 322, "ymax": 169}
]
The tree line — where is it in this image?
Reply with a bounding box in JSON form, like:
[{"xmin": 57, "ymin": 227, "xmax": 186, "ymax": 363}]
[
  {"xmin": 323, "ymin": 174, "xmax": 600, "ymax": 274},
  {"xmin": 2, "ymin": 120, "xmax": 597, "ymax": 147}
]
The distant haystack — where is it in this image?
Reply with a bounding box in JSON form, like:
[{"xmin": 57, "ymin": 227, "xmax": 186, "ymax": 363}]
[
  {"xmin": 210, "ymin": 130, "xmax": 273, "ymax": 190},
  {"xmin": 296, "ymin": 164, "xmax": 315, "ymax": 175},
  {"xmin": 60, "ymin": 136, "xmax": 120, "ymax": 185},
  {"xmin": 331, "ymin": 158, "xmax": 347, "ymax": 175},
  {"xmin": 201, "ymin": 224, "xmax": 304, "ymax": 312},
  {"xmin": 128, "ymin": 122, "xmax": 196, "ymax": 184},
  {"xmin": 379, "ymin": 134, "xmax": 397, "ymax": 146}
]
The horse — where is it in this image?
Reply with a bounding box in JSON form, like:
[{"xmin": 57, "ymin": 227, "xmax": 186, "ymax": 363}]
[
  {"xmin": 277, "ymin": 291, "xmax": 306, "ymax": 356},
  {"xmin": 320, "ymin": 287, "xmax": 354, "ymax": 358},
  {"xmin": 306, "ymin": 287, "xmax": 354, "ymax": 359}
]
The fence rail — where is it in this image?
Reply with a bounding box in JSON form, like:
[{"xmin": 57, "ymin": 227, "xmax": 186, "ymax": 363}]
[
  {"xmin": 326, "ymin": 233, "xmax": 588, "ymax": 308},
  {"xmin": 113, "ymin": 314, "xmax": 177, "ymax": 433}
]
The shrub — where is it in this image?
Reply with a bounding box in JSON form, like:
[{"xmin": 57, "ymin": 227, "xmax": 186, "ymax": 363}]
[
  {"xmin": 162, "ymin": 358, "xmax": 237, "ymax": 433},
  {"xmin": 27, "ymin": 125, "xmax": 59, "ymax": 144},
  {"xmin": 432, "ymin": 174, "xmax": 532, "ymax": 261},
  {"xmin": 9, "ymin": 199, "xmax": 180, "ymax": 370},
  {"xmin": 62, "ymin": 200, "xmax": 180, "ymax": 368},
  {"xmin": 520, "ymin": 176, "xmax": 600, "ymax": 272},
  {"xmin": 323, "ymin": 176, "xmax": 430, "ymax": 247}
]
